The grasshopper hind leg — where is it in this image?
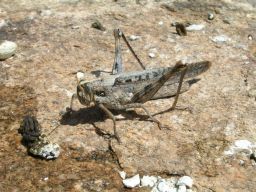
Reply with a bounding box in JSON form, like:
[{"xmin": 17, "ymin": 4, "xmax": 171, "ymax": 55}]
[
  {"xmin": 112, "ymin": 29, "xmax": 123, "ymax": 75},
  {"xmin": 154, "ymin": 63, "xmax": 192, "ymax": 116},
  {"xmin": 118, "ymin": 103, "xmax": 170, "ymax": 130}
]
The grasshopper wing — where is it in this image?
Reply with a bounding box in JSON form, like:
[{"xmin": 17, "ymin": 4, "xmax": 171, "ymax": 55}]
[{"xmin": 130, "ymin": 61, "xmax": 211, "ymax": 103}]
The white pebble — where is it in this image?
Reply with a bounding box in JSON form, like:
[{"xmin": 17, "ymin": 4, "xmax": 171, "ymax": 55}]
[
  {"xmin": 186, "ymin": 24, "xmax": 205, "ymax": 31},
  {"xmin": 156, "ymin": 179, "xmax": 176, "ymax": 192},
  {"xmin": 40, "ymin": 9, "xmax": 52, "ymax": 17},
  {"xmin": 59, "ymin": 0, "xmax": 80, "ymax": 3},
  {"xmin": 234, "ymin": 140, "xmax": 252, "ymax": 149},
  {"xmin": 43, "ymin": 177, "xmax": 49, "ymax": 181},
  {"xmin": 178, "ymin": 185, "xmax": 187, "ymax": 192},
  {"xmin": 129, "ymin": 35, "xmax": 140, "ymax": 41},
  {"xmin": 119, "ymin": 171, "xmax": 126, "ymax": 180},
  {"xmin": 149, "ymin": 52, "xmax": 156, "ymax": 58},
  {"xmin": 211, "ymin": 35, "xmax": 231, "ymax": 43},
  {"xmin": 141, "ymin": 175, "xmax": 158, "ymax": 187},
  {"xmin": 177, "ymin": 176, "xmax": 193, "ymax": 188},
  {"xmin": 248, "ymin": 35, "xmax": 253, "ymax": 40},
  {"xmin": 0, "ymin": 40, "xmax": 17, "ymax": 60},
  {"xmin": 208, "ymin": 13, "xmax": 214, "ymax": 20},
  {"xmin": 122, "ymin": 174, "xmax": 140, "ymax": 188},
  {"xmin": 0, "ymin": 19, "xmax": 7, "ymax": 29},
  {"xmin": 158, "ymin": 21, "xmax": 164, "ymax": 25},
  {"xmin": 76, "ymin": 71, "xmax": 85, "ymax": 82}
]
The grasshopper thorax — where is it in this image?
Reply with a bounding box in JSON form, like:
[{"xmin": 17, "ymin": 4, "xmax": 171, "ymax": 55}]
[{"xmin": 77, "ymin": 81, "xmax": 94, "ymax": 106}]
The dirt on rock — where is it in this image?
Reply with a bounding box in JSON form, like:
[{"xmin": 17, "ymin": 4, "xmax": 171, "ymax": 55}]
[{"xmin": 0, "ymin": 0, "xmax": 256, "ymax": 191}]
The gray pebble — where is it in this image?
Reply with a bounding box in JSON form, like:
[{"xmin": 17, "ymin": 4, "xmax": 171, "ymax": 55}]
[
  {"xmin": 29, "ymin": 138, "xmax": 60, "ymax": 159},
  {"xmin": 223, "ymin": 19, "xmax": 231, "ymax": 24},
  {"xmin": 91, "ymin": 20, "xmax": 106, "ymax": 31},
  {"xmin": 0, "ymin": 40, "xmax": 17, "ymax": 60}
]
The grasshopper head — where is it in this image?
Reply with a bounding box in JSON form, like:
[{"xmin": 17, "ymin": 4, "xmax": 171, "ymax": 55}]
[{"xmin": 77, "ymin": 82, "xmax": 94, "ymax": 106}]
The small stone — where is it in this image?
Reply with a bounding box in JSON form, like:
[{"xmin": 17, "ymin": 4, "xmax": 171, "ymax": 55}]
[
  {"xmin": 122, "ymin": 174, "xmax": 140, "ymax": 188},
  {"xmin": 129, "ymin": 35, "xmax": 140, "ymax": 41},
  {"xmin": 59, "ymin": 0, "xmax": 80, "ymax": 3},
  {"xmin": 178, "ymin": 185, "xmax": 187, "ymax": 192},
  {"xmin": 186, "ymin": 24, "xmax": 205, "ymax": 31},
  {"xmin": 0, "ymin": 40, "xmax": 17, "ymax": 60},
  {"xmin": 239, "ymin": 160, "xmax": 245, "ymax": 166},
  {"xmin": 119, "ymin": 171, "xmax": 126, "ymax": 179},
  {"xmin": 208, "ymin": 13, "xmax": 214, "ymax": 20},
  {"xmin": 141, "ymin": 175, "xmax": 158, "ymax": 187},
  {"xmin": 40, "ymin": 10, "xmax": 52, "ymax": 17},
  {"xmin": 71, "ymin": 25, "xmax": 80, "ymax": 29},
  {"xmin": 43, "ymin": 177, "xmax": 49, "ymax": 181},
  {"xmin": 223, "ymin": 19, "xmax": 231, "ymax": 24},
  {"xmin": 211, "ymin": 35, "xmax": 231, "ymax": 43},
  {"xmin": 158, "ymin": 21, "xmax": 164, "ymax": 25},
  {"xmin": 248, "ymin": 35, "xmax": 253, "ymax": 40},
  {"xmin": 91, "ymin": 20, "xmax": 106, "ymax": 31},
  {"xmin": 155, "ymin": 179, "xmax": 176, "ymax": 192},
  {"xmin": 234, "ymin": 140, "xmax": 252, "ymax": 149},
  {"xmin": 29, "ymin": 141, "xmax": 60, "ymax": 159},
  {"xmin": 149, "ymin": 52, "xmax": 156, "ymax": 58},
  {"xmin": 0, "ymin": 19, "xmax": 7, "ymax": 29},
  {"xmin": 248, "ymin": 89, "xmax": 256, "ymax": 98},
  {"xmin": 76, "ymin": 71, "xmax": 85, "ymax": 82},
  {"xmin": 176, "ymin": 23, "xmax": 187, "ymax": 36},
  {"xmin": 177, "ymin": 176, "xmax": 193, "ymax": 188}
]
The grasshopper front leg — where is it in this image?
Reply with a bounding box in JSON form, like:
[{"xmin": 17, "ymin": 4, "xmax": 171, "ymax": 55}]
[
  {"xmin": 65, "ymin": 93, "xmax": 77, "ymax": 113},
  {"xmin": 98, "ymin": 103, "xmax": 121, "ymax": 143}
]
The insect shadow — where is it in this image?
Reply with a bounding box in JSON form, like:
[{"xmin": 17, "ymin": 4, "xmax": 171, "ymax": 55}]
[
  {"xmin": 60, "ymin": 106, "xmax": 151, "ymax": 126},
  {"xmin": 59, "ymin": 106, "xmax": 153, "ymax": 138}
]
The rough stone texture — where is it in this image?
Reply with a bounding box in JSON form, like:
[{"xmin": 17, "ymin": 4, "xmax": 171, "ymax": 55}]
[{"xmin": 0, "ymin": 0, "xmax": 256, "ymax": 191}]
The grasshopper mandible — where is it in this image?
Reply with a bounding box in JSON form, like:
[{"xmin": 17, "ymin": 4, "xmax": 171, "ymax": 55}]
[{"xmin": 67, "ymin": 29, "xmax": 211, "ymax": 142}]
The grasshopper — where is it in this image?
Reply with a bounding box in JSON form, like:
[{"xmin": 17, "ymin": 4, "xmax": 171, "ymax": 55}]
[{"xmin": 67, "ymin": 29, "xmax": 211, "ymax": 142}]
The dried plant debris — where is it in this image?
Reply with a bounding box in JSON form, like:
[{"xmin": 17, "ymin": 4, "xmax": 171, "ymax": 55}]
[
  {"xmin": 175, "ymin": 23, "xmax": 187, "ymax": 36},
  {"xmin": 18, "ymin": 116, "xmax": 60, "ymax": 159},
  {"xmin": 18, "ymin": 116, "xmax": 41, "ymax": 147}
]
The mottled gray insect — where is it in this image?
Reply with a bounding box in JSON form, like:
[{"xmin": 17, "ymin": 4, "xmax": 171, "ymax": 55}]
[{"xmin": 67, "ymin": 29, "xmax": 211, "ymax": 142}]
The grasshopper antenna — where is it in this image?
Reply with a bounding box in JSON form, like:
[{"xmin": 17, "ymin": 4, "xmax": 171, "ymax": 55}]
[{"xmin": 120, "ymin": 29, "xmax": 146, "ymax": 70}]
